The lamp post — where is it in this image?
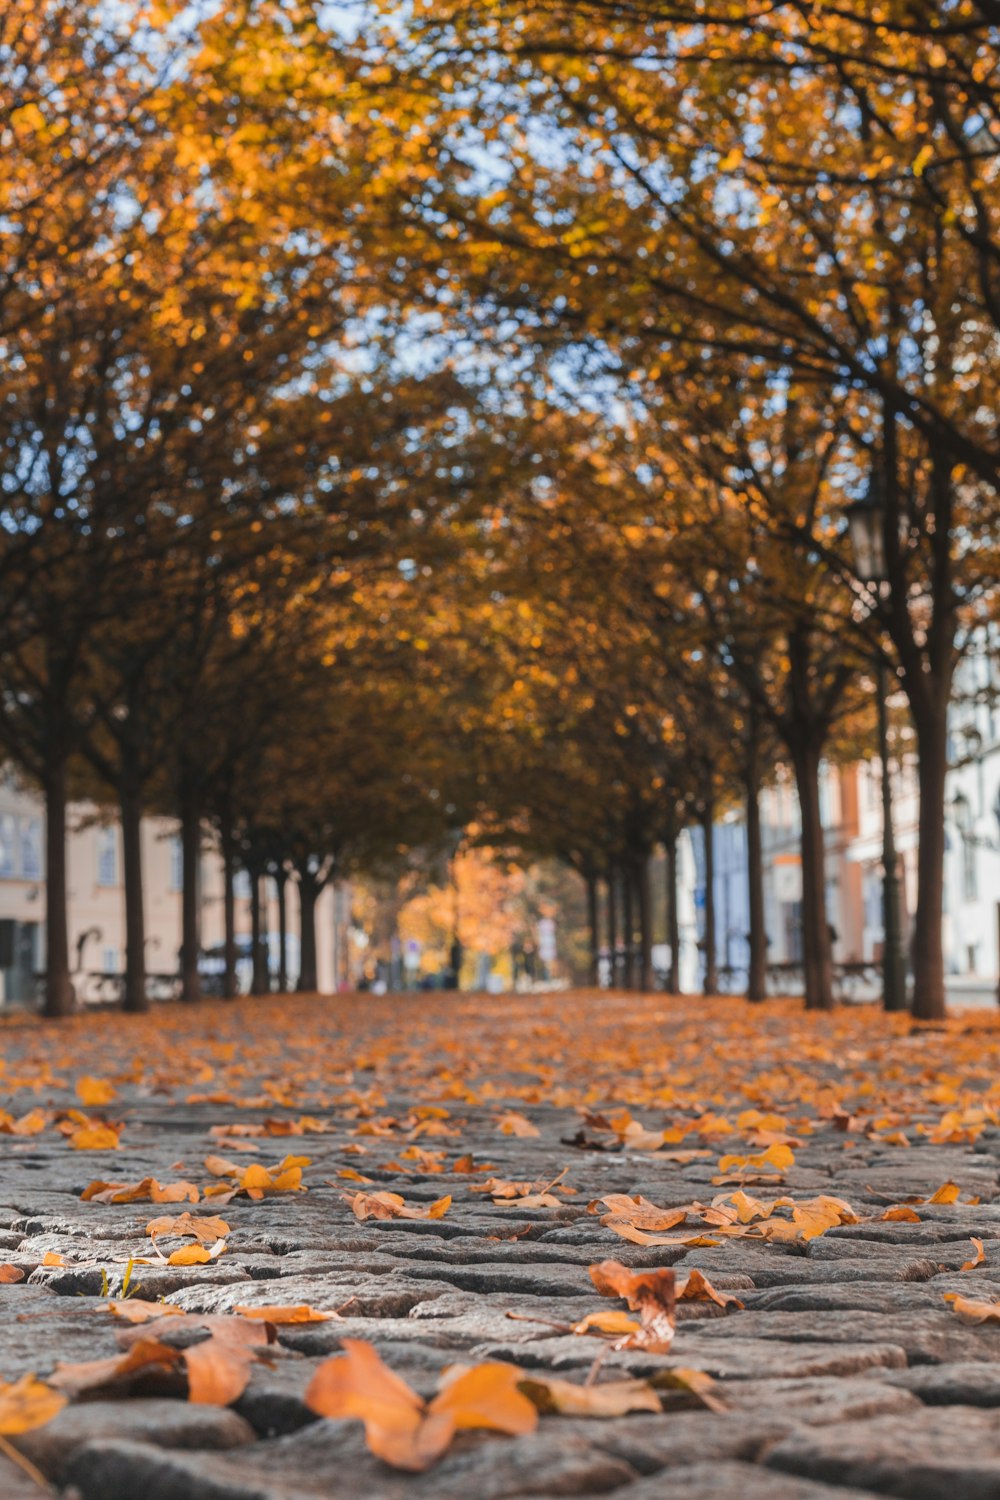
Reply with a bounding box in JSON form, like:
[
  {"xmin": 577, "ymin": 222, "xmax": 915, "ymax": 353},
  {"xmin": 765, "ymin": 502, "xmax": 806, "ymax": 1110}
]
[{"xmin": 844, "ymin": 479, "xmax": 908, "ymax": 1013}]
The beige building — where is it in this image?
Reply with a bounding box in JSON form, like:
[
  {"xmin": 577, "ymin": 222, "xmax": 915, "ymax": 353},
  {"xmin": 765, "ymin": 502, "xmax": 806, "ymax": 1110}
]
[{"xmin": 0, "ymin": 769, "xmax": 345, "ymax": 1004}]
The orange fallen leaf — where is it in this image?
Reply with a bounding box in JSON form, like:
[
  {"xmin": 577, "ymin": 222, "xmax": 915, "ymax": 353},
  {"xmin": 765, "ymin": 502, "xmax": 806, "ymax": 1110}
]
[
  {"xmin": 82, "ymin": 1177, "xmax": 199, "ymax": 1205},
  {"xmin": 0, "ymin": 1110, "xmax": 48, "ymax": 1137},
  {"xmin": 68, "ymin": 1121, "xmax": 121, "ymax": 1151},
  {"xmin": 0, "ymin": 1264, "xmax": 24, "ymax": 1283},
  {"xmin": 145, "ymin": 1213, "xmax": 231, "ymax": 1244},
  {"xmin": 519, "ymin": 1373, "xmax": 661, "ymax": 1417},
  {"xmin": 345, "ymin": 1191, "xmax": 451, "ymax": 1221},
  {"xmin": 495, "ymin": 1112, "xmax": 539, "ymax": 1138},
  {"xmin": 882, "ymin": 1206, "xmax": 921, "ymax": 1222},
  {"xmin": 961, "ymin": 1238, "xmax": 986, "ymax": 1271},
  {"xmin": 75, "ymin": 1077, "xmax": 117, "ymax": 1107},
  {"xmin": 717, "ymin": 1143, "xmax": 795, "ymax": 1175},
  {"xmin": 677, "ymin": 1269, "xmax": 744, "ymax": 1310},
  {"xmin": 234, "ymin": 1304, "xmax": 341, "ymax": 1324},
  {"xmin": 305, "ymin": 1340, "xmax": 535, "ymax": 1471},
  {"xmin": 166, "ymin": 1239, "xmax": 227, "ymax": 1266},
  {"xmin": 50, "ymin": 1338, "xmax": 183, "ymax": 1395},
  {"xmin": 597, "ymin": 1194, "xmax": 687, "ymax": 1232},
  {"xmin": 602, "ymin": 1219, "xmax": 719, "ymax": 1248},
  {"xmin": 0, "ymin": 1375, "xmax": 67, "ymax": 1434},
  {"xmin": 929, "ymin": 1181, "xmax": 960, "ymax": 1204},
  {"xmin": 589, "ymin": 1260, "xmax": 676, "ymax": 1351},
  {"xmin": 571, "ymin": 1309, "xmax": 640, "ymax": 1337},
  {"xmin": 944, "ymin": 1292, "xmax": 1000, "ymax": 1324},
  {"xmin": 41, "ymin": 1252, "xmax": 66, "ymax": 1267},
  {"xmin": 107, "ymin": 1299, "xmax": 184, "ymax": 1322}
]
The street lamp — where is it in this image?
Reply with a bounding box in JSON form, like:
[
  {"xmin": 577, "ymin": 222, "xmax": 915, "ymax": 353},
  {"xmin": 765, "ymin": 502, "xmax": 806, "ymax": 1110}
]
[{"xmin": 844, "ymin": 475, "xmax": 908, "ymax": 1013}]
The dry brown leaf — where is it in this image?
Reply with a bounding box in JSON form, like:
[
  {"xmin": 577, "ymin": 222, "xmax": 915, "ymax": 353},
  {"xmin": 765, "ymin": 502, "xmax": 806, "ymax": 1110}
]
[
  {"xmin": 597, "ymin": 1194, "xmax": 687, "ymax": 1232},
  {"xmin": 50, "ymin": 1338, "xmax": 183, "ymax": 1395},
  {"xmin": 961, "ymin": 1238, "xmax": 986, "ymax": 1271},
  {"xmin": 305, "ymin": 1339, "xmax": 535, "ymax": 1471},
  {"xmin": 146, "ymin": 1212, "xmax": 231, "ymax": 1243},
  {"xmin": 0, "ymin": 1375, "xmax": 67, "ymax": 1434},
  {"xmin": 944, "ymin": 1291, "xmax": 1000, "ymax": 1324},
  {"xmin": 571, "ymin": 1309, "xmax": 640, "ymax": 1337},
  {"xmin": 589, "ymin": 1259, "xmax": 676, "ymax": 1351},
  {"xmin": 520, "ymin": 1374, "xmax": 661, "ymax": 1417},
  {"xmin": 677, "ymin": 1269, "xmax": 744, "ymax": 1310},
  {"xmin": 81, "ymin": 1177, "xmax": 199, "ymax": 1205},
  {"xmin": 929, "ymin": 1181, "xmax": 961, "ymax": 1204},
  {"xmin": 495, "ymin": 1113, "xmax": 539, "ymax": 1138},
  {"xmin": 882, "ymin": 1206, "xmax": 921, "ymax": 1223},
  {"xmin": 107, "ymin": 1299, "xmax": 184, "ymax": 1323},
  {"xmin": 75, "ymin": 1077, "xmax": 117, "ymax": 1107},
  {"xmin": 0, "ymin": 1264, "xmax": 25, "ymax": 1283},
  {"xmin": 234, "ymin": 1304, "xmax": 341, "ymax": 1324},
  {"xmin": 345, "ymin": 1190, "xmax": 451, "ymax": 1221}
]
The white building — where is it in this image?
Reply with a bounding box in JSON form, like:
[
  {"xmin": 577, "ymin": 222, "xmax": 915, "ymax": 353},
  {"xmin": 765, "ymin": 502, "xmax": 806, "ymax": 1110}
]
[{"xmin": 0, "ymin": 769, "xmax": 349, "ymax": 1004}]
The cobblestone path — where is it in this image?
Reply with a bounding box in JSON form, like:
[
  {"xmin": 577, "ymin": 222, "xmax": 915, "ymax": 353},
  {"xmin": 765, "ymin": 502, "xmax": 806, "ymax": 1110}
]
[{"xmin": 0, "ymin": 992, "xmax": 999, "ymax": 1499}]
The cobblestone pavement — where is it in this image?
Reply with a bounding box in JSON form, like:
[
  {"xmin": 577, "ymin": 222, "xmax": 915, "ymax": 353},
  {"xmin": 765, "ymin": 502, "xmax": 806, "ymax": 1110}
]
[{"xmin": 1, "ymin": 992, "xmax": 999, "ymax": 1499}]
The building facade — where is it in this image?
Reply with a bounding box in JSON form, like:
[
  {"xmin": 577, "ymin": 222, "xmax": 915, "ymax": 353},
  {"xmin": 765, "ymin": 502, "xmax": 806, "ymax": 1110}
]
[{"xmin": 0, "ymin": 770, "xmax": 346, "ymax": 1004}]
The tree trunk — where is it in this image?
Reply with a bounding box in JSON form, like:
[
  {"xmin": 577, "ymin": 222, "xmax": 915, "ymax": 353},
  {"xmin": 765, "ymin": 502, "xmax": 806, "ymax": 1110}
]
[
  {"xmin": 702, "ymin": 800, "xmax": 718, "ymax": 996},
  {"xmin": 119, "ymin": 763, "xmax": 147, "ymax": 1013},
  {"xmin": 636, "ymin": 855, "xmax": 653, "ymax": 992},
  {"xmin": 179, "ymin": 790, "xmax": 202, "ymax": 1003},
  {"xmin": 666, "ymin": 835, "xmax": 681, "ymax": 994},
  {"xmin": 297, "ymin": 873, "xmax": 318, "ymax": 992},
  {"xmin": 910, "ymin": 703, "xmax": 949, "ymax": 1020},
  {"xmin": 622, "ymin": 861, "xmax": 635, "ymax": 990},
  {"xmin": 791, "ymin": 743, "xmax": 834, "ymax": 1011},
  {"xmin": 222, "ymin": 826, "xmax": 237, "ymax": 999},
  {"xmin": 250, "ymin": 871, "xmax": 268, "ymax": 994},
  {"xmin": 42, "ymin": 752, "xmax": 74, "ymax": 1017},
  {"xmin": 746, "ymin": 763, "xmax": 767, "ymax": 1003},
  {"xmin": 585, "ymin": 872, "xmax": 600, "ymax": 987},
  {"xmin": 276, "ymin": 868, "xmax": 288, "ymax": 994},
  {"xmin": 606, "ymin": 866, "xmax": 618, "ymax": 989}
]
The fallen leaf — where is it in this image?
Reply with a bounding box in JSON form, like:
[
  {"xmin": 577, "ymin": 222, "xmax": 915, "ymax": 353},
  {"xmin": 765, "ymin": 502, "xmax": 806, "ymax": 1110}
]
[
  {"xmin": 166, "ymin": 1239, "xmax": 227, "ymax": 1266},
  {"xmin": 717, "ymin": 1143, "xmax": 795, "ymax": 1175},
  {"xmin": 68, "ymin": 1122, "xmax": 121, "ymax": 1151},
  {"xmin": 944, "ymin": 1292, "xmax": 1000, "ymax": 1325},
  {"xmin": 882, "ymin": 1206, "xmax": 921, "ymax": 1223},
  {"xmin": 571, "ymin": 1310, "xmax": 640, "ymax": 1337},
  {"xmin": 0, "ymin": 1375, "xmax": 67, "ymax": 1434},
  {"xmin": 597, "ymin": 1195, "xmax": 687, "ymax": 1232},
  {"xmin": 146, "ymin": 1213, "xmax": 231, "ymax": 1244},
  {"xmin": 0, "ymin": 1265, "xmax": 25, "ymax": 1283},
  {"xmin": 495, "ymin": 1113, "xmax": 539, "ymax": 1138},
  {"xmin": 589, "ymin": 1260, "xmax": 676, "ymax": 1351},
  {"xmin": 961, "ymin": 1238, "xmax": 986, "ymax": 1271},
  {"xmin": 75, "ymin": 1077, "xmax": 117, "ymax": 1107},
  {"xmin": 305, "ymin": 1339, "xmax": 534, "ymax": 1471},
  {"xmin": 41, "ymin": 1252, "xmax": 66, "ymax": 1267},
  {"xmin": 234, "ymin": 1304, "xmax": 341, "ymax": 1324},
  {"xmin": 677, "ymin": 1269, "xmax": 744, "ymax": 1310},
  {"xmin": 50, "ymin": 1338, "xmax": 183, "ymax": 1395},
  {"xmin": 107, "ymin": 1299, "xmax": 183, "ymax": 1322},
  {"xmin": 929, "ymin": 1181, "xmax": 960, "ymax": 1204},
  {"xmin": 345, "ymin": 1191, "xmax": 451, "ymax": 1221},
  {"xmin": 82, "ymin": 1177, "xmax": 199, "ymax": 1205},
  {"xmin": 520, "ymin": 1373, "xmax": 661, "ymax": 1417}
]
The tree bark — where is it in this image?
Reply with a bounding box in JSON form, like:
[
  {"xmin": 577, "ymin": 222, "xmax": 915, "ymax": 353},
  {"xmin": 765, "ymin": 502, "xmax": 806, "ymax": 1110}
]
[
  {"xmin": 179, "ymin": 790, "xmax": 202, "ymax": 1003},
  {"xmin": 297, "ymin": 872, "xmax": 318, "ymax": 992},
  {"xmin": 910, "ymin": 702, "xmax": 949, "ymax": 1020},
  {"xmin": 41, "ymin": 751, "xmax": 74, "ymax": 1017},
  {"xmin": 622, "ymin": 861, "xmax": 635, "ymax": 990},
  {"xmin": 666, "ymin": 834, "xmax": 681, "ymax": 994},
  {"xmin": 119, "ymin": 760, "xmax": 147, "ymax": 1013},
  {"xmin": 585, "ymin": 872, "xmax": 600, "ymax": 987},
  {"xmin": 222, "ymin": 825, "xmax": 237, "ymax": 999},
  {"xmin": 746, "ymin": 759, "xmax": 767, "ymax": 1003},
  {"xmin": 250, "ymin": 871, "xmax": 268, "ymax": 994},
  {"xmin": 701, "ymin": 799, "xmax": 718, "ymax": 996},
  {"xmin": 606, "ymin": 866, "xmax": 618, "ymax": 989},
  {"xmin": 636, "ymin": 855, "xmax": 653, "ymax": 992},
  {"xmin": 791, "ymin": 743, "xmax": 834, "ymax": 1011},
  {"xmin": 276, "ymin": 867, "xmax": 288, "ymax": 994}
]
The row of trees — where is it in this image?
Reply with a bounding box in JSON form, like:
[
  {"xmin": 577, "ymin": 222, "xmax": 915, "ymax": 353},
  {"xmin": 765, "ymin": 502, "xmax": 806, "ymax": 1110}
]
[{"xmin": 2, "ymin": 1, "xmax": 998, "ymax": 1019}]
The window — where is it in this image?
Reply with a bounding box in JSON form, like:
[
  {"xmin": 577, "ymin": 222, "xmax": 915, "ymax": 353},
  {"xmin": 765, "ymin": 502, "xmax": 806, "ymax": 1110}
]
[
  {"xmin": 233, "ymin": 869, "xmax": 252, "ymax": 900},
  {"xmin": 102, "ymin": 947, "xmax": 119, "ymax": 973},
  {"xmin": 169, "ymin": 835, "xmax": 183, "ymax": 893},
  {"xmin": 96, "ymin": 827, "xmax": 118, "ymax": 887},
  {"xmin": 20, "ymin": 819, "xmax": 41, "ymax": 880},
  {"xmin": 0, "ymin": 815, "xmax": 15, "ymax": 876}
]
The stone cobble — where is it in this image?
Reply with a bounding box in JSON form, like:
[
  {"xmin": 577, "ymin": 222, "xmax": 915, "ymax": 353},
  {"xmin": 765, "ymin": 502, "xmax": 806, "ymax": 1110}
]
[{"xmin": 0, "ymin": 992, "xmax": 997, "ymax": 1498}]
